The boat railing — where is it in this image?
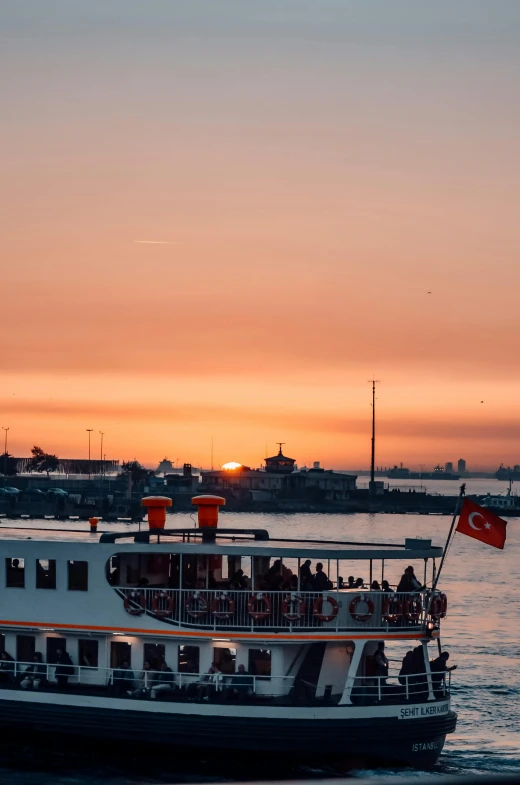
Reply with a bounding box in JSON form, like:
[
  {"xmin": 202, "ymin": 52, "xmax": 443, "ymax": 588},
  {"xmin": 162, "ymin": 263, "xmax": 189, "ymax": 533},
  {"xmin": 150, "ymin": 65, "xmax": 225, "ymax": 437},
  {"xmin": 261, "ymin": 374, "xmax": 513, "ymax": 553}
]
[
  {"xmin": 6, "ymin": 660, "xmax": 294, "ymax": 698},
  {"xmin": 348, "ymin": 667, "xmax": 452, "ymax": 705},
  {"xmin": 115, "ymin": 587, "xmax": 446, "ymax": 632}
]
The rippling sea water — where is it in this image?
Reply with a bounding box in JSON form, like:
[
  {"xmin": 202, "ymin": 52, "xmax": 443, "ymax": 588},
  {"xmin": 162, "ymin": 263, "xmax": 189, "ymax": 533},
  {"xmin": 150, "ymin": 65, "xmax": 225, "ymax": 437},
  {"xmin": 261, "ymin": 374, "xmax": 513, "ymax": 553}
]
[{"xmin": 0, "ymin": 508, "xmax": 518, "ymax": 782}]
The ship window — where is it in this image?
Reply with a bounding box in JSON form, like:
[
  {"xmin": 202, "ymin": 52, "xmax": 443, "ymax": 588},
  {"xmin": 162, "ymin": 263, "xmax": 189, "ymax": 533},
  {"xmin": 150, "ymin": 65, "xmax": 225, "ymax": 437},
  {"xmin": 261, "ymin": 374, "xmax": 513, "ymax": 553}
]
[
  {"xmin": 6, "ymin": 558, "xmax": 25, "ymax": 588},
  {"xmin": 46, "ymin": 637, "xmax": 67, "ymax": 664},
  {"xmin": 36, "ymin": 559, "xmax": 56, "ymax": 589},
  {"xmin": 248, "ymin": 649, "xmax": 271, "ymax": 676},
  {"xmin": 110, "ymin": 641, "xmax": 131, "ymax": 668},
  {"xmin": 178, "ymin": 645, "xmax": 199, "ymax": 673},
  {"xmin": 79, "ymin": 639, "xmax": 98, "ymax": 668},
  {"xmin": 143, "ymin": 643, "xmax": 165, "ymax": 670},
  {"xmin": 16, "ymin": 635, "xmax": 35, "ymax": 663},
  {"xmin": 68, "ymin": 561, "xmax": 88, "ymax": 591},
  {"xmin": 213, "ymin": 647, "xmax": 236, "ymax": 674}
]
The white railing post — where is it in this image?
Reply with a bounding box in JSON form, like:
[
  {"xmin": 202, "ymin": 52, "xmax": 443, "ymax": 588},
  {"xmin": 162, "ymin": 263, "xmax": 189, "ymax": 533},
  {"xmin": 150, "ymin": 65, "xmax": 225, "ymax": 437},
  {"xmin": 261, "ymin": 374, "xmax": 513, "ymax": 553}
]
[
  {"xmin": 405, "ymin": 674, "xmax": 409, "ymax": 700},
  {"xmin": 377, "ymin": 676, "xmax": 381, "ymax": 702}
]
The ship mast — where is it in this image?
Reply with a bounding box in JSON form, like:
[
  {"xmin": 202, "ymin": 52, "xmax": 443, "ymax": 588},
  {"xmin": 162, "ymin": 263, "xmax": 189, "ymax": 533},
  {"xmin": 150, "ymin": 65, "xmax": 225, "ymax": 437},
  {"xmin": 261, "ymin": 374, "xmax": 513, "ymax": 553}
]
[{"xmin": 369, "ymin": 379, "xmax": 380, "ymax": 494}]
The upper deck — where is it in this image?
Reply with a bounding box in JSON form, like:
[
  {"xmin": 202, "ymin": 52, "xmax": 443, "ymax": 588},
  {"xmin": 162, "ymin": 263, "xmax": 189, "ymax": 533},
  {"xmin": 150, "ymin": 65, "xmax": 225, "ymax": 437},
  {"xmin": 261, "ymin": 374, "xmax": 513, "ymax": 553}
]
[{"xmin": 0, "ymin": 520, "xmax": 446, "ymax": 640}]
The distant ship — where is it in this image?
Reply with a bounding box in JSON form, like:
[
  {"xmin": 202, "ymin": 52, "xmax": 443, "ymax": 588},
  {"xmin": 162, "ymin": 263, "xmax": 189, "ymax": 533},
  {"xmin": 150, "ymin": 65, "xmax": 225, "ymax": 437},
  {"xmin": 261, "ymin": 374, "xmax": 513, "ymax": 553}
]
[
  {"xmin": 495, "ymin": 465, "xmax": 520, "ymax": 481},
  {"xmin": 387, "ymin": 466, "xmax": 460, "ymax": 481}
]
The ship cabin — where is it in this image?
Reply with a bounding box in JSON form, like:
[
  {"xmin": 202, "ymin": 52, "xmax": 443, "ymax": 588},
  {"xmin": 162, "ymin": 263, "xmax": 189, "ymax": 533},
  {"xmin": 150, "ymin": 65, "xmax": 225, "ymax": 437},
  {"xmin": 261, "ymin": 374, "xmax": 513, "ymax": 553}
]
[{"xmin": 0, "ymin": 516, "xmax": 452, "ymax": 710}]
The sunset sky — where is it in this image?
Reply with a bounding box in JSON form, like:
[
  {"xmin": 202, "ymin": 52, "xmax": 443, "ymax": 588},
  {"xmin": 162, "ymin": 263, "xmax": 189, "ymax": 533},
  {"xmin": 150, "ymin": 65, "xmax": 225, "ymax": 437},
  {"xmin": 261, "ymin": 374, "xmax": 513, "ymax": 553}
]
[{"xmin": 2, "ymin": 1, "xmax": 520, "ymax": 471}]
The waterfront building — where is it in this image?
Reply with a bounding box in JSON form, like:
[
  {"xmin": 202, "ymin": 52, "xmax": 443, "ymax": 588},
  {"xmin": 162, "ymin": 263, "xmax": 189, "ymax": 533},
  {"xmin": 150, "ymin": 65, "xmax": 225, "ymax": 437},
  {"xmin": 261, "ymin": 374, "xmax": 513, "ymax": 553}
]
[
  {"xmin": 457, "ymin": 458, "xmax": 466, "ymax": 474},
  {"xmin": 445, "ymin": 462, "xmax": 454, "ymax": 474}
]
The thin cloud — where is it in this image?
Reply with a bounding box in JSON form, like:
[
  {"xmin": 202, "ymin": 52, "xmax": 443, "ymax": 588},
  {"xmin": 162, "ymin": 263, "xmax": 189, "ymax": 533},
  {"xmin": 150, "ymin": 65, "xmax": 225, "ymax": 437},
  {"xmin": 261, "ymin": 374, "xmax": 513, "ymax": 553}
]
[{"xmin": 133, "ymin": 240, "xmax": 182, "ymax": 245}]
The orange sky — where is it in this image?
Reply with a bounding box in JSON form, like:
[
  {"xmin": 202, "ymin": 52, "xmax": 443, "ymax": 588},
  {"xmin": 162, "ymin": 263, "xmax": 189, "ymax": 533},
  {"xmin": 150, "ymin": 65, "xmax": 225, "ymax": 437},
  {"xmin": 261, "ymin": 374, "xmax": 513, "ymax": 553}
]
[{"xmin": 1, "ymin": 2, "xmax": 520, "ymax": 471}]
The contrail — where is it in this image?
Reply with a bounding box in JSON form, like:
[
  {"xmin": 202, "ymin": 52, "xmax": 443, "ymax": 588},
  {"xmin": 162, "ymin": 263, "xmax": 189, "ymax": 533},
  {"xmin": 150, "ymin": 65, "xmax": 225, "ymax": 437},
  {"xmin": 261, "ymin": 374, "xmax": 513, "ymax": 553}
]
[{"xmin": 133, "ymin": 240, "xmax": 182, "ymax": 245}]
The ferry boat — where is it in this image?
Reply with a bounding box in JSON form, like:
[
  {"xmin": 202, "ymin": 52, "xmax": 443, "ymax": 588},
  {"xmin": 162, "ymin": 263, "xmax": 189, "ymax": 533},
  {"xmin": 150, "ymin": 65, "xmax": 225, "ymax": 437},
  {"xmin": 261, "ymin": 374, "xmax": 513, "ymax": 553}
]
[{"xmin": 0, "ymin": 495, "xmax": 456, "ymax": 768}]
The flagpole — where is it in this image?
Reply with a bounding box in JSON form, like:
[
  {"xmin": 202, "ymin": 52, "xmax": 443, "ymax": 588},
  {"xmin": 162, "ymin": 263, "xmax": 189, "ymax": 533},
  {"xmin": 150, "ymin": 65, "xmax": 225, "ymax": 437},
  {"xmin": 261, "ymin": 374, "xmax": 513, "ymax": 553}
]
[{"xmin": 431, "ymin": 483, "xmax": 466, "ymax": 594}]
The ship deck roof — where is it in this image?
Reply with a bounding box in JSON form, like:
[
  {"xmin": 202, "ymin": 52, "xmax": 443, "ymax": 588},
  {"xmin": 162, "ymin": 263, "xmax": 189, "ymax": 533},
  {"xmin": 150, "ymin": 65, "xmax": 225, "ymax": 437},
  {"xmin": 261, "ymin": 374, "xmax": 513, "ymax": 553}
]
[{"xmin": 0, "ymin": 521, "xmax": 443, "ymax": 560}]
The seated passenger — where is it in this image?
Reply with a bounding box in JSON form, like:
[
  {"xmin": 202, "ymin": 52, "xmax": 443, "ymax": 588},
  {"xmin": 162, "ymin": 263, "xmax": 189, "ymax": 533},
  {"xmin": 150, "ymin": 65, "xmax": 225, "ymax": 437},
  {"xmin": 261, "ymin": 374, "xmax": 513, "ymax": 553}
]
[
  {"xmin": 371, "ymin": 580, "xmax": 381, "ymax": 591},
  {"xmin": 197, "ymin": 664, "xmax": 222, "ymax": 701},
  {"xmin": 127, "ymin": 660, "xmax": 153, "ymax": 698},
  {"xmin": 313, "ymin": 563, "xmax": 331, "ymax": 592},
  {"xmin": 381, "ymin": 580, "xmax": 391, "ymax": 593},
  {"xmin": 347, "ymin": 576, "xmax": 356, "ymax": 589},
  {"xmin": 20, "ymin": 652, "xmax": 46, "ymax": 690},
  {"xmin": 265, "ymin": 560, "xmax": 283, "ymax": 590},
  {"xmin": 355, "ymin": 577, "xmax": 364, "ymax": 588},
  {"xmin": 151, "ymin": 662, "xmax": 176, "ymax": 699},
  {"xmin": 224, "ymin": 664, "xmax": 253, "ymax": 703},
  {"xmin": 0, "ymin": 651, "xmax": 15, "ymax": 683},
  {"xmin": 112, "ymin": 659, "xmax": 134, "ymax": 695}
]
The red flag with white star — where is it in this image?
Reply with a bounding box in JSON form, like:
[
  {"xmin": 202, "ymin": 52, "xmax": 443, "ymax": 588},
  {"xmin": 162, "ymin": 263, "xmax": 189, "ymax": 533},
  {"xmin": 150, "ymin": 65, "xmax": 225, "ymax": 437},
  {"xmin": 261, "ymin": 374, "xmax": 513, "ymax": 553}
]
[{"xmin": 456, "ymin": 498, "xmax": 507, "ymax": 550}]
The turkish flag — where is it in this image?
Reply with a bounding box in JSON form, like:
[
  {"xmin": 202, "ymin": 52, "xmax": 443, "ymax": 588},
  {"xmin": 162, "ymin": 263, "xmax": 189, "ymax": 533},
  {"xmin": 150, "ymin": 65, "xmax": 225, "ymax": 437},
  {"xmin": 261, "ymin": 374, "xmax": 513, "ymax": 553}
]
[{"xmin": 456, "ymin": 498, "xmax": 507, "ymax": 550}]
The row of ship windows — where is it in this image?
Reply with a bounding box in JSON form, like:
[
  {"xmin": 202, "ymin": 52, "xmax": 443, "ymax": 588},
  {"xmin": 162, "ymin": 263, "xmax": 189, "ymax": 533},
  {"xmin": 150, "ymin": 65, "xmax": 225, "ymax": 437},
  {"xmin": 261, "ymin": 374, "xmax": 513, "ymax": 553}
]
[
  {"xmin": 5, "ymin": 558, "xmax": 88, "ymax": 591},
  {"xmin": 3, "ymin": 635, "xmax": 272, "ymax": 676}
]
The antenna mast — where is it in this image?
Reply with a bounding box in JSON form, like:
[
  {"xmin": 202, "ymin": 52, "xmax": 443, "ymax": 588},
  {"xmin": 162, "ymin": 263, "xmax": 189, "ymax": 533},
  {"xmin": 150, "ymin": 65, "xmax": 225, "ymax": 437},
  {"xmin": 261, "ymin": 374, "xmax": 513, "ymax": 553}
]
[{"xmin": 368, "ymin": 379, "xmax": 381, "ymax": 493}]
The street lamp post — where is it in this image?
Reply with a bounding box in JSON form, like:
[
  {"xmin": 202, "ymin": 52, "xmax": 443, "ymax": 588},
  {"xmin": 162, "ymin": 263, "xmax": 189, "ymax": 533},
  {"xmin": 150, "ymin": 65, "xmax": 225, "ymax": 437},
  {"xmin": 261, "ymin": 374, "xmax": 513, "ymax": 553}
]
[
  {"xmin": 86, "ymin": 429, "xmax": 93, "ymax": 480},
  {"xmin": 2, "ymin": 427, "xmax": 9, "ymax": 486},
  {"xmin": 99, "ymin": 432, "xmax": 104, "ymax": 477}
]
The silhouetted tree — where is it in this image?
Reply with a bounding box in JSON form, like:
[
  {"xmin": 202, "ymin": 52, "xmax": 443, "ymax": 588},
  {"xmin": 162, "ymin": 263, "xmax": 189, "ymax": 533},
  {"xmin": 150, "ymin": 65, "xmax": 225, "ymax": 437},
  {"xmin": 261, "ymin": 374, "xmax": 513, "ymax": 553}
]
[
  {"xmin": 121, "ymin": 460, "xmax": 154, "ymax": 488},
  {"xmin": 28, "ymin": 445, "xmax": 59, "ymax": 477},
  {"xmin": 0, "ymin": 452, "xmax": 17, "ymax": 476}
]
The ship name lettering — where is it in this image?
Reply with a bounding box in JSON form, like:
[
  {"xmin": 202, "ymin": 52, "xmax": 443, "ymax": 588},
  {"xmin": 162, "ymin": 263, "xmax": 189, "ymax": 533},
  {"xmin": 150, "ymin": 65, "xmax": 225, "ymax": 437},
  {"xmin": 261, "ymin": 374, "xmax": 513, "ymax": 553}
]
[{"xmin": 412, "ymin": 742, "xmax": 440, "ymax": 752}]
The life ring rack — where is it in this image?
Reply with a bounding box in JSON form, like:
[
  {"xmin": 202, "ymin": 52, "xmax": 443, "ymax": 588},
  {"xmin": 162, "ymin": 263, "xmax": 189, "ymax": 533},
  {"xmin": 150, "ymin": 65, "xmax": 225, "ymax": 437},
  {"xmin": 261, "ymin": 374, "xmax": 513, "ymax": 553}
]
[
  {"xmin": 429, "ymin": 592, "xmax": 447, "ymax": 620},
  {"xmin": 313, "ymin": 594, "xmax": 339, "ymax": 623},
  {"xmin": 404, "ymin": 594, "xmax": 423, "ymax": 621},
  {"xmin": 382, "ymin": 594, "xmax": 403, "ymax": 623},
  {"xmin": 349, "ymin": 594, "xmax": 374, "ymax": 623},
  {"xmin": 211, "ymin": 592, "xmax": 236, "ymax": 620},
  {"xmin": 151, "ymin": 591, "xmax": 174, "ymax": 618},
  {"xmin": 248, "ymin": 593, "xmax": 271, "ymax": 621},
  {"xmin": 281, "ymin": 593, "xmax": 306, "ymax": 622},
  {"xmin": 185, "ymin": 591, "xmax": 209, "ymax": 619},
  {"xmin": 123, "ymin": 590, "xmax": 145, "ymax": 616}
]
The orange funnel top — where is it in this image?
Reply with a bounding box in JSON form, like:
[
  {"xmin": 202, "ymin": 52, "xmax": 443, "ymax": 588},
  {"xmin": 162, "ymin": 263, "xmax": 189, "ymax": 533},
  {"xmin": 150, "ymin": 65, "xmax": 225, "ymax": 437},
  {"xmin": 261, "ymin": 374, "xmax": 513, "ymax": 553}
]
[
  {"xmin": 192, "ymin": 495, "xmax": 225, "ymax": 528},
  {"xmin": 142, "ymin": 496, "xmax": 172, "ymax": 530}
]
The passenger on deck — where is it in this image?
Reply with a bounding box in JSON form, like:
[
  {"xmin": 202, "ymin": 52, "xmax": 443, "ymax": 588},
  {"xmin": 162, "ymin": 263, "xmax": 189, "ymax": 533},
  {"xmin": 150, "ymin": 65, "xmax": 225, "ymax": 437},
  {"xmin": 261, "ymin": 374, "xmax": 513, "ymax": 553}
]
[
  {"xmin": 0, "ymin": 651, "xmax": 15, "ymax": 683},
  {"xmin": 151, "ymin": 662, "xmax": 176, "ymax": 699},
  {"xmin": 381, "ymin": 580, "xmax": 391, "ymax": 592},
  {"xmin": 20, "ymin": 652, "xmax": 46, "ymax": 690},
  {"xmin": 347, "ymin": 576, "xmax": 356, "ymax": 588},
  {"xmin": 374, "ymin": 642, "xmax": 389, "ymax": 684},
  {"xmin": 398, "ymin": 650, "xmax": 414, "ymax": 686},
  {"xmin": 112, "ymin": 659, "xmax": 134, "ymax": 696},
  {"xmin": 55, "ymin": 648, "xmax": 74, "ymax": 689},
  {"xmin": 229, "ymin": 569, "xmax": 248, "ymax": 590},
  {"xmin": 337, "ymin": 576, "xmax": 345, "ymax": 589},
  {"xmin": 299, "ymin": 560, "xmax": 313, "ymax": 585},
  {"xmin": 313, "ymin": 563, "xmax": 331, "ymax": 591},
  {"xmin": 371, "ymin": 580, "xmax": 381, "ymax": 591},
  {"xmin": 288, "ymin": 574, "xmax": 298, "ymax": 591},
  {"xmin": 266, "ymin": 560, "xmax": 284, "ymax": 590},
  {"xmin": 355, "ymin": 578, "xmax": 364, "ymax": 588},
  {"xmin": 397, "ymin": 566, "xmax": 422, "ymax": 592},
  {"xmin": 430, "ymin": 652, "xmax": 457, "ymax": 696}
]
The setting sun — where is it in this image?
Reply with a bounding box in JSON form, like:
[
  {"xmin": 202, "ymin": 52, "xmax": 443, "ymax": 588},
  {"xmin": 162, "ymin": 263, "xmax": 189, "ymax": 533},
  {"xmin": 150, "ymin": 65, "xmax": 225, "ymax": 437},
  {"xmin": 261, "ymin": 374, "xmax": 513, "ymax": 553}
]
[{"xmin": 222, "ymin": 462, "xmax": 242, "ymax": 470}]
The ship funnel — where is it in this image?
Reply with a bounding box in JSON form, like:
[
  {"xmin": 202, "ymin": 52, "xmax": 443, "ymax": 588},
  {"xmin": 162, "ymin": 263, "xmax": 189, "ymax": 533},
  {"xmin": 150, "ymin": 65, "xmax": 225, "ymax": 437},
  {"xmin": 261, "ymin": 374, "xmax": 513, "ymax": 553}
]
[
  {"xmin": 192, "ymin": 495, "xmax": 225, "ymax": 528},
  {"xmin": 142, "ymin": 496, "xmax": 172, "ymax": 530}
]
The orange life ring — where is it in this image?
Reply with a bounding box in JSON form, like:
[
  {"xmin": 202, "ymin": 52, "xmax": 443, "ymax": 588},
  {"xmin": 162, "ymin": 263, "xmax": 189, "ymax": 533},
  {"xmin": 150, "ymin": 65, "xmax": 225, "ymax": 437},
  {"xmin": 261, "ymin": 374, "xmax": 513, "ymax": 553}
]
[
  {"xmin": 123, "ymin": 591, "xmax": 145, "ymax": 616},
  {"xmin": 248, "ymin": 593, "xmax": 271, "ymax": 620},
  {"xmin": 440, "ymin": 592, "xmax": 447, "ymax": 618},
  {"xmin": 404, "ymin": 595, "xmax": 422, "ymax": 621},
  {"xmin": 281, "ymin": 594, "xmax": 306, "ymax": 622},
  {"xmin": 313, "ymin": 595, "xmax": 339, "ymax": 622},
  {"xmin": 185, "ymin": 592, "xmax": 208, "ymax": 619},
  {"xmin": 348, "ymin": 594, "xmax": 374, "ymax": 622},
  {"xmin": 211, "ymin": 592, "xmax": 236, "ymax": 620},
  {"xmin": 152, "ymin": 591, "xmax": 174, "ymax": 618},
  {"xmin": 382, "ymin": 595, "xmax": 403, "ymax": 622}
]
